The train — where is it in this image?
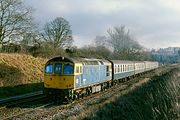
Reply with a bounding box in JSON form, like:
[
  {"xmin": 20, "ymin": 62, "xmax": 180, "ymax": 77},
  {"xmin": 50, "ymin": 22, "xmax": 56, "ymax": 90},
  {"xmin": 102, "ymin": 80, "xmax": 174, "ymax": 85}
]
[{"xmin": 44, "ymin": 56, "xmax": 159, "ymax": 102}]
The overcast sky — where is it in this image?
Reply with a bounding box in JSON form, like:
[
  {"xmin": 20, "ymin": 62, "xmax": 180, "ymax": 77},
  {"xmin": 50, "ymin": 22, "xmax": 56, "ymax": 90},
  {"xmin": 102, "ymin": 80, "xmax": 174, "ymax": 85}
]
[{"xmin": 24, "ymin": 0, "xmax": 180, "ymax": 49}]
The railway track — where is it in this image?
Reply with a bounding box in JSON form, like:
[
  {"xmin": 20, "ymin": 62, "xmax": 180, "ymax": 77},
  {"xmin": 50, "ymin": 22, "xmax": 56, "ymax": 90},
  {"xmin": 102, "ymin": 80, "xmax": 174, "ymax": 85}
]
[
  {"xmin": 0, "ymin": 91, "xmax": 53, "ymax": 120},
  {"xmin": 0, "ymin": 91, "xmax": 44, "ymax": 107},
  {"xmin": 2, "ymin": 102, "xmax": 54, "ymax": 120}
]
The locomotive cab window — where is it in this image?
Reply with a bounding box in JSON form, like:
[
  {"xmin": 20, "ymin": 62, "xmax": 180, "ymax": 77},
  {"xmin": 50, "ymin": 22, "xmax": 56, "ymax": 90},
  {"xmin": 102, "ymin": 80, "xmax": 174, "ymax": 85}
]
[
  {"xmin": 63, "ymin": 63, "xmax": 74, "ymax": 74},
  {"xmin": 54, "ymin": 64, "xmax": 62, "ymax": 74},
  {"xmin": 76, "ymin": 66, "xmax": 79, "ymax": 73},
  {"xmin": 45, "ymin": 64, "xmax": 53, "ymax": 73}
]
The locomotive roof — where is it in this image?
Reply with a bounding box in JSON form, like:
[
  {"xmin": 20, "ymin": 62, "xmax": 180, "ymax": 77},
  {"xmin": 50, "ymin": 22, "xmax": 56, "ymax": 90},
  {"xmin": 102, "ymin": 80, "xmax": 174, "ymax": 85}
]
[{"xmin": 47, "ymin": 56, "xmax": 111, "ymax": 65}]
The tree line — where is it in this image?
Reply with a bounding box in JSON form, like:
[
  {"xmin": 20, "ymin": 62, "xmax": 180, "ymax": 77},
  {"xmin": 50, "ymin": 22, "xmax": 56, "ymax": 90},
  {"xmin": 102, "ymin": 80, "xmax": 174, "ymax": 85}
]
[{"xmin": 0, "ymin": 0, "xmax": 152, "ymax": 61}]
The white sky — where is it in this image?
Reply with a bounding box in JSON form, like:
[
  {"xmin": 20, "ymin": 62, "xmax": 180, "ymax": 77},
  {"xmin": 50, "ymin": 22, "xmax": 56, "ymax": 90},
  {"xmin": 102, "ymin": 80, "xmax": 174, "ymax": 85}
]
[{"xmin": 24, "ymin": 0, "xmax": 180, "ymax": 49}]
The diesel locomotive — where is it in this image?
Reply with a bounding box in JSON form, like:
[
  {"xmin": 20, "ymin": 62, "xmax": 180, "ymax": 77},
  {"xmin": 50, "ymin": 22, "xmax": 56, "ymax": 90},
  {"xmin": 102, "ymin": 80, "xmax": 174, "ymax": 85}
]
[{"xmin": 44, "ymin": 56, "xmax": 158, "ymax": 102}]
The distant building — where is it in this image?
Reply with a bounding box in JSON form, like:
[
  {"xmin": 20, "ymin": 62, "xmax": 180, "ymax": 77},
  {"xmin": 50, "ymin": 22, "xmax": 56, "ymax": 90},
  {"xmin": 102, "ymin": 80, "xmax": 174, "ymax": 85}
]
[{"xmin": 151, "ymin": 47, "xmax": 180, "ymax": 64}]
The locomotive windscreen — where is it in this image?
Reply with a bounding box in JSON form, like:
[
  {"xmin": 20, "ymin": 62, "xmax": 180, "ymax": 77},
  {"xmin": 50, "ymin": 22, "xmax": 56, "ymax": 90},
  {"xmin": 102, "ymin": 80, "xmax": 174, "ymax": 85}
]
[
  {"xmin": 45, "ymin": 64, "xmax": 53, "ymax": 73},
  {"xmin": 54, "ymin": 63, "xmax": 62, "ymax": 74},
  {"xmin": 45, "ymin": 63, "xmax": 74, "ymax": 75},
  {"xmin": 63, "ymin": 63, "xmax": 74, "ymax": 74}
]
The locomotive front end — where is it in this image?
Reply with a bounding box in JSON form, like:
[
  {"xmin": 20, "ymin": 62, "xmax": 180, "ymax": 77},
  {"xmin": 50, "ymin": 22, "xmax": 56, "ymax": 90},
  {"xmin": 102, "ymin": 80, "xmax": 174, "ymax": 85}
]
[
  {"xmin": 44, "ymin": 57, "xmax": 75, "ymax": 101},
  {"xmin": 44, "ymin": 62, "xmax": 74, "ymax": 89}
]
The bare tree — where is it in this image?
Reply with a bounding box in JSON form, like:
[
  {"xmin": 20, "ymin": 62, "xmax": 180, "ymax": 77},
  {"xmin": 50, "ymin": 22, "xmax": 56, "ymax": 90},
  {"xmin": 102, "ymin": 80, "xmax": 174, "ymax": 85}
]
[
  {"xmin": 41, "ymin": 17, "xmax": 73, "ymax": 49},
  {"xmin": 93, "ymin": 36, "xmax": 113, "ymax": 58},
  {"xmin": 0, "ymin": 0, "xmax": 32, "ymax": 50},
  {"xmin": 108, "ymin": 26, "xmax": 143, "ymax": 60},
  {"xmin": 94, "ymin": 36, "xmax": 108, "ymax": 47},
  {"xmin": 77, "ymin": 45, "xmax": 112, "ymax": 59},
  {"xmin": 20, "ymin": 31, "xmax": 42, "ymax": 53}
]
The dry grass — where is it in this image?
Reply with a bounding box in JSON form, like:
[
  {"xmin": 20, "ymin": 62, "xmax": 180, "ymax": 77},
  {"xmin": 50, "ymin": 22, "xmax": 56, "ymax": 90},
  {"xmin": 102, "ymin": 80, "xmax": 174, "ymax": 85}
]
[{"xmin": 0, "ymin": 53, "xmax": 47, "ymax": 87}]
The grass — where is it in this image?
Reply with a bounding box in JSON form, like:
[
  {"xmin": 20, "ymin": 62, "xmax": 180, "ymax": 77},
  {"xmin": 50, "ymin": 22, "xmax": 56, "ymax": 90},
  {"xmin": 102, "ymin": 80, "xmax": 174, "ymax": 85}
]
[
  {"xmin": 75, "ymin": 66, "xmax": 179, "ymax": 120},
  {"xmin": 0, "ymin": 53, "xmax": 47, "ymax": 86}
]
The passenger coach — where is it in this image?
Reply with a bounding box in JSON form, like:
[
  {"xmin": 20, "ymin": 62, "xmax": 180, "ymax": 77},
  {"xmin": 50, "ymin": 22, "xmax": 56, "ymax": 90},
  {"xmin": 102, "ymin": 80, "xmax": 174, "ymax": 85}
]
[{"xmin": 111, "ymin": 60, "xmax": 135, "ymax": 82}]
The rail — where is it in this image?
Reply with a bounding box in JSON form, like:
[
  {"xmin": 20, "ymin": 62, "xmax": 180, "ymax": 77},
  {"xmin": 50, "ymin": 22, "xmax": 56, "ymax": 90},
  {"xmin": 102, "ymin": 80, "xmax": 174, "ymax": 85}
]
[{"xmin": 0, "ymin": 91, "xmax": 43, "ymax": 105}]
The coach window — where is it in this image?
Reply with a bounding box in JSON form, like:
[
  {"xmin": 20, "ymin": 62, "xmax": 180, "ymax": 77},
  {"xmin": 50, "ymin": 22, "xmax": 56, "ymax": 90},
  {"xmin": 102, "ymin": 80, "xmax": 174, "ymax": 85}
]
[
  {"xmin": 129, "ymin": 65, "xmax": 131, "ymax": 71},
  {"xmin": 118, "ymin": 65, "xmax": 119, "ymax": 72},
  {"xmin": 80, "ymin": 66, "xmax": 82, "ymax": 73},
  {"xmin": 114, "ymin": 66, "xmax": 116, "ymax": 73},
  {"xmin": 54, "ymin": 64, "xmax": 62, "ymax": 74},
  {"xmin": 45, "ymin": 64, "xmax": 53, "ymax": 74},
  {"xmin": 64, "ymin": 63, "xmax": 74, "ymax": 74},
  {"xmin": 116, "ymin": 66, "xmax": 118, "ymax": 73},
  {"xmin": 130, "ymin": 65, "xmax": 131, "ymax": 71}
]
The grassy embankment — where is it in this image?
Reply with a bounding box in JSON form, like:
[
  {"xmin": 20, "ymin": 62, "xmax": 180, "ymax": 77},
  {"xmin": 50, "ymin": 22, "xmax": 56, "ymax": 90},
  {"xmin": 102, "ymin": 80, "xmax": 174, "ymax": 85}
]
[
  {"xmin": 76, "ymin": 65, "xmax": 180, "ymax": 120},
  {"xmin": 0, "ymin": 53, "xmax": 47, "ymax": 98}
]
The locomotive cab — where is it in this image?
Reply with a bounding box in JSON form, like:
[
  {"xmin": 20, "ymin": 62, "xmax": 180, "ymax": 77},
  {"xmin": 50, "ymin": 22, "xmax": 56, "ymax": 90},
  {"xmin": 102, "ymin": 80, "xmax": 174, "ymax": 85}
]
[
  {"xmin": 44, "ymin": 62, "xmax": 74, "ymax": 89},
  {"xmin": 44, "ymin": 57, "xmax": 77, "ymax": 101}
]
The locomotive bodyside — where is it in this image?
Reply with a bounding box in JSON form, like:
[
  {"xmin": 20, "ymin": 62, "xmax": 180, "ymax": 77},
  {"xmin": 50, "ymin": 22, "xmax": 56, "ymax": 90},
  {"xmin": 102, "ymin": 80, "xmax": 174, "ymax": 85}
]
[{"xmin": 75, "ymin": 60, "xmax": 112, "ymax": 89}]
